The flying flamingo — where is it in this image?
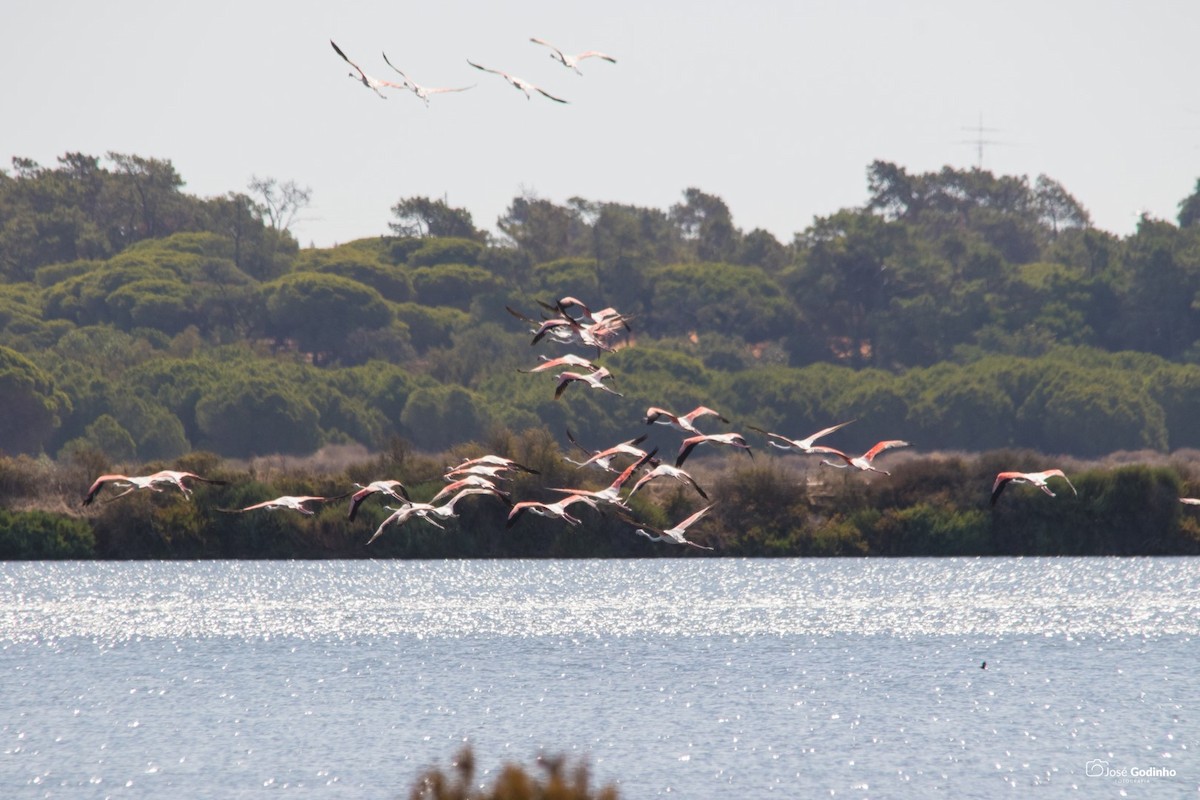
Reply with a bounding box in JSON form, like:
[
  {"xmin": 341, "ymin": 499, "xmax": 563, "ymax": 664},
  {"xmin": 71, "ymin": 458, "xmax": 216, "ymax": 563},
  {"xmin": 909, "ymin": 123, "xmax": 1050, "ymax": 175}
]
[
  {"xmin": 812, "ymin": 440, "xmax": 910, "ymax": 476},
  {"xmin": 1181, "ymin": 498, "xmax": 1200, "ymax": 506},
  {"xmin": 537, "ymin": 297, "xmax": 631, "ymax": 330},
  {"xmin": 990, "ymin": 469, "xmax": 1077, "ymax": 506},
  {"xmin": 748, "ymin": 420, "xmax": 856, "ymax": 454},
  {"xmin": 529, "ymin": 37, "xmax": 617, "ymax": 74},
  {"xmin": 82, "ymin": 473, "xmax": 167, "ymax": 506},
  {"xmin": 347, "ymin": 480, "xmax": 411, "ymax": 521},
  {"xmin": 644, "ymin": 405, "xmax": 729, "ymax": 435},
  {"xmin": 565, "ymin": 429, "xmax": 653, "ymax": 472},
  {"xmin": 519, "ymin": 354, "xmax": 600, "ymax": 374},
  {"xmin": 555, "ymin": 367, "xmax": 622, "ymax": 399},
  {"xmin": 143, "ymin": 470, "xmax": 227, "ymax": 498},
  {"xmin": 367, "ymin": 486, "xmax": 511, "ymax": 545},
  {"xmin": 446, "ymin": 454, "xmax": 539, "ymax": 476},
  {"xmin": 330, "ymin": 40, "xmax": 406, "ymax": 98},
  {"xmin": 675, "ymin": 433, "xmax": 753, "ymax": 468},
  {"xmin": 429, "ymin": 475, "xmax": 506, "ymax": 504},
  {"xmin": 546, "ymin": 449, "xmax": 656, "ymax": 510},
  {"xmin": 381, "ymin": 52, "xmax": 474, "ymax": 104},
  {"xmin": 219, "ymin": 494, "xmax": 349, "ymax": 516},
  {"xmin": 467, "ymin": 60, "xmax": 568, "ymax": 103},
  {"xmin": 506, "ymin": 494, "xmax": 599, "ymax": 528},
  {"xmin": 620, "ymin": 505, "xmax": 715, "ymax": 551},
  {"xmin": 626, "ymin": 463, "xmax": 709, "ymax": 501}
]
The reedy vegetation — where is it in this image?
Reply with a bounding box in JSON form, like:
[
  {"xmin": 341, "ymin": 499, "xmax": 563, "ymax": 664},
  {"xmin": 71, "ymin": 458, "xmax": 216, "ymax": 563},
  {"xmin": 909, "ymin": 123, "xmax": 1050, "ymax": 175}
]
[{"xmin": 2, "ymin": 153, "xmax": 1200, "ymax": 557}]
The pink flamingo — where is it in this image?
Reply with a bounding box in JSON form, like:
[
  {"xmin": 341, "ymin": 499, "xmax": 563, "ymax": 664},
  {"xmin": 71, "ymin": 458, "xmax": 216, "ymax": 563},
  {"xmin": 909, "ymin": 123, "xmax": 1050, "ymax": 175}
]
[
  {"xmin": 347, "ymin": 480, "xmax": 411, "ymax": 521},
  {"xmin": 813, "ymin": 440, "xmax": 910, "ymax": 476},
  {"xmin": 467, "ymin": 59, "xmax": 568, "ymax": 103},
  {"xmin": 555, "ymin": 367, "xmax": 621, "ymax": 399},
  {"xmin": 529, "ymin": 38, "xmax": 617, "ymax": 74},
  {"xmin": 644, "ymin": 405, "xmax": 729, "ymax": 435},
  {"xmin": 506, "ymin": 494, "xmax": 599, "ymax": 528},
  {"xmin": 330, "ymin": 40, "xmax": 406, "ymax": 98},
  {"xmin": 626, "ymin": 463, "xmax": 709, "ymax": 501},
  {"xmin": 991, "ymin": 469, "xmax": 1077, "ymax": 506},
  {"xmin": 219, "ymin": 494, "xmax": 349, "ymax": 516},
  {"xmin": 675, "ymin": 433, "xmax": 753, "ymax": 468},
  {"xmin": 546, "ymin": 449, "xmax": 656, "ymax": 510},
  {"xmin": 621, "ymin": 505, "xmax": 715, "ymax": 551},
  {"xmin": 748, "ymin": 420, "xmax": 855, "ymax": 454}
]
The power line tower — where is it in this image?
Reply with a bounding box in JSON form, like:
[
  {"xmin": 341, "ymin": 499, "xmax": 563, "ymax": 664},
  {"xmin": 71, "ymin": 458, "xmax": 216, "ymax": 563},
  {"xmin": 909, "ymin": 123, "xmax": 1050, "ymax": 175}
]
[{"xmin": 960, "ymin": 113, "xmax": 1005, "ymax": 169}]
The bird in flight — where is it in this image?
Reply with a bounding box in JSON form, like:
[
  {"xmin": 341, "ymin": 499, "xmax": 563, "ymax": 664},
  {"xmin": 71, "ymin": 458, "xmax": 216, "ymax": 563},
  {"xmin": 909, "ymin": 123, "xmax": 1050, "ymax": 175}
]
[
  {"xmin": 990, "ymin": 469, "xmax": 1077, "ymax": 506},
  {"xmin": 381, "ymin": 52, "xmax": 474, "ymax": 105},
  {"xmin": 748, "ymin": 420, "xmax": 856, "ymax": 455},
  {"xmin": 220, "ymin": 494, "xmax": 350, "ymax": 516},
  {"xmin": 330, "ymin": 40, "xmax": 406, "ymax": 98},
  {"xmin": 621, "ymin": 504, "xmax": 715, "ymax": 550},
  {"xmin": 467, "ymin": 60, "xmax": 568, "ymax": 103},
  {"xmin": 675, "ymin": 432, "xmax": 753, "ymax": 468},
  {"xmin": 530, "ymin": 38, "xmax": 617, "ymax": 74},
  {"xmin": 347, "ymin": 480, "xmax": 411, "ymax": 521},
  {"xmin": 812, "ymin": 440, "xmax": 910, "ymax": 476},
  {"xmin": 645, "ymin": 405, "xmax": 729, "ymax": 436}
]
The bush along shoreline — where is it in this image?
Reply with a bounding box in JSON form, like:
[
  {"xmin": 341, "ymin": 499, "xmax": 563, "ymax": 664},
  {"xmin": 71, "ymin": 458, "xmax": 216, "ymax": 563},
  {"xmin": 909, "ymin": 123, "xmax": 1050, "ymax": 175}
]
[{"xmin": 2, "ymin": 435, "xmax": 1198, "ymax": 560}]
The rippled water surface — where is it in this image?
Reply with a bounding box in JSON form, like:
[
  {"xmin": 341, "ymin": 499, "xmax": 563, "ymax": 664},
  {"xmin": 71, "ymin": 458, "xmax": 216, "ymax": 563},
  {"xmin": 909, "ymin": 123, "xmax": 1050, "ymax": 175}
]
[{"xmin": 1, "ymin": 558, "xmax": 1197, "ymax": 798}]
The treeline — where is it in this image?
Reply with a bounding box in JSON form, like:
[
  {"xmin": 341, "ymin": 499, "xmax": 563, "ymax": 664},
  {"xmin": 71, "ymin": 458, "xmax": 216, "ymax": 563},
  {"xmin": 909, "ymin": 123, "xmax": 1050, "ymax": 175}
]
[
  {"xmin": 3, "ymin": 153, "xmax": 1200, "ymax": 466},
  {"xmin": 2, "ymin": 436, "xmax": 1198, "ymax": 559}
]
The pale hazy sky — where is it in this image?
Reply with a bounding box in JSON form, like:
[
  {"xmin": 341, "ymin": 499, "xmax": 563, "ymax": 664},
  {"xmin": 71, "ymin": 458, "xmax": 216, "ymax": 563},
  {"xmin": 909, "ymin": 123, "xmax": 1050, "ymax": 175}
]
[{"xmin": 4, "ymin": 1, "xmax": 1198, "ymax": 248}]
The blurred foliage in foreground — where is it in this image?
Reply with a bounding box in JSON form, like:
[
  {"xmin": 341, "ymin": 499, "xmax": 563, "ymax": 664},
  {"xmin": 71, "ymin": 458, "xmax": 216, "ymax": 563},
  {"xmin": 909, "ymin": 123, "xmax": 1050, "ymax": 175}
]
[{"xmin": 408, "ymin": 746, "xmax": 617, "ymax": 800}]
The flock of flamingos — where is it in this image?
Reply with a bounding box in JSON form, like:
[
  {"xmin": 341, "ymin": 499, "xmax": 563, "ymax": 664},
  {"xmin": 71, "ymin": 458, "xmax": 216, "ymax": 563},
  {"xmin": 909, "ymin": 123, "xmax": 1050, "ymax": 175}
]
[
  {"xmin": 79, "ymin": 295, "xmax": 1119, "ymax": 552},
  {"xmin": 78, "ymin": 36, "xmax": 1200, "ymax": 546}
]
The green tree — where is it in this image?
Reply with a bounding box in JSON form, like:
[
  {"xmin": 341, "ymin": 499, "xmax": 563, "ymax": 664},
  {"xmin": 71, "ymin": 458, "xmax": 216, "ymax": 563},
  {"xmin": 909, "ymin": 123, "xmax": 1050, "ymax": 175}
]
[
  {"xmin": 389, "ymin": 196, "xmax": 481, "ymax": 239},
  {"xmin": 195, "ymin": 374, "xmax": 323, "ymax": 456},
  {"xmin": 0, "ymin": 346, "xmax": 69, "ymax": 454},
  {"xmin": 262, "ymin": 272, "xmax": 392, "ymax": 364}
]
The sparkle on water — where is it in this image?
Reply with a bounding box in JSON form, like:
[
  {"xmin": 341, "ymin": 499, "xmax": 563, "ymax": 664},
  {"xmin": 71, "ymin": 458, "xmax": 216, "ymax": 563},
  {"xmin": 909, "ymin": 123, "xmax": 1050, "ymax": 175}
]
[{"xmin": 1, "ymin": 557, "xmax": 1196, "ymax": 797}]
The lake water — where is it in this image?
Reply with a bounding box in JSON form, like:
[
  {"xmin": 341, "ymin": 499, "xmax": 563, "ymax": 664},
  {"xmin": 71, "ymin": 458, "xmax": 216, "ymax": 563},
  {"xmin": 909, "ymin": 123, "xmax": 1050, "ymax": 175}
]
[{"xmin": 1, "ymin": 558, "xmax": 1196, "ymax": 798}]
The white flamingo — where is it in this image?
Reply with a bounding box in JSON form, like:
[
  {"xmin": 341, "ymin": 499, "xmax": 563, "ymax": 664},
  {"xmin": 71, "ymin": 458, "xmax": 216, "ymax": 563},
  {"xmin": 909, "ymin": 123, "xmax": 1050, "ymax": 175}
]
[
  {"xmin": 347, "ymin": 480, "xmax": 411, "ymax": 521},
  {"xmin": 813, "ymin": 440, "xmax": 910, "ymax": 476},
  {"xmin": 1181, "ymin": 498, "xmax": 1200, "ymax": 506},
  {"xmin": 467, "ymin": 60, "xmax": 568, "ymax": 103},
  {"xmin": 330, "ymin": 40, "xmax": 406, "ymax": 98},
  {"xmin": 529, "ymin": 37, "xmax": 617, "ymax": 74},
  {"xmin": 627, "ymin": 463, "xmax": 709, "ymax": 501},
  {"xmin": 565, "ymin": 430, "xmax": 652, "ymax": 473},
  {"xmin": 555, "ymin": 367, "xmax": 622, "ymax": 399},
  {"xmin": 748, "ymin": 420, "xmax": 856, "ymax": 454},
  {"xmin": 429, "ymin": 475, "xmax": 505, "ymax": 504},
  {"xmin": 368, "ymin": 486, "xmax": 511, "ymax": 545},
  {"xmin": 506, "ymin": 494, "xmax": 599, "ymax": 528},
  {"xmin": 219, "ymin": 494, "xmax": 348, "ymax": 516},
  {"xmin": 622, "ymin": 505, "xmax": 715, "ymax": 551},
  {"xmin": 675, "ymin": 432, "xmax": 753, "ymax": 468},
  {"xmin": 991, "ymin": 469, "xmax": 1077, "ymax": 506},
  {"xmin": 381, "ymin": 52, "xmax": 474, "ymax": 105},
  {"xmin": 446, "ymin": 454, "xmax": 538, "ymax": 476},
  {"xmin": 644, "ymin": 405, "xmax": 729, "ymax": 435}
]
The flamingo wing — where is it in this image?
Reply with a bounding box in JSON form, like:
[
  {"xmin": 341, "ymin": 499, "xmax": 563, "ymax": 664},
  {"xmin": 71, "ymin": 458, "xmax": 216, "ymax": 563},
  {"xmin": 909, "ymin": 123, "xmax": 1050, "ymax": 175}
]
[
  {"xmin": 863, "ymin": 440, "xmax": 910, "ymax": 461},
  {"xmin": 990, "ymin": 472, "xmax": 1024, "ymax": 506}
]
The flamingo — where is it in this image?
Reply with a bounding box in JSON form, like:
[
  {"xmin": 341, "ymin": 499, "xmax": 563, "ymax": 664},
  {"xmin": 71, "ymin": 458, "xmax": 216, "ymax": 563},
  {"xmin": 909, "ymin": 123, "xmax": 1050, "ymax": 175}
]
[
  {"xmin": 1181, "ymin": 498, "xmax": 1200, "ymax": 506},
  {"xmin": 555, "ymin": 367, "xmax": 622, "ymax": 399},
  {"xmin": 444, "ymin": 463, "xmax": 519, "ymax": 480},
  {"xmin": 675, "ymin": 433, "xmax": 753, "ymax": 468},
  {"xmin": 519, "ymin": 354, "xmax": 600, "ymax": 374},
  {"xmin": 330, "ymin": 40, "xmax": 406, "ymax": 98},
  {"xmin": 429, "ymin": 475, "xmax": 505, "ymax": 504},
  {"xmin": 467, "ymin": 60, "xmax": 568, "ymax": 103},
  {"xmin": 381, "ymin": 52, "xmax": 474, "ymax": 104},
  {"xmin": 82, "ymin": 473, "xmax": 166, "ymax": 506},
  {"xmin": 748, "ymin": 420, "xmax": 856, "ymax": 454},
  {"xmin": 366, "ymin": 502, "xmax": 445, "ymax": 544},
  {"xmin": 644, "ymin": 405, "xmax": 729, "ymax": 435},
  {"xmin": 347, "ymin": 480, "xmax": 411, "ymax": 521},
  {"xmin": 446, "ymin": 454, "xmax": 538, "ymax": 476},
  {"xmin": 144, "ymin": 469, "xmax": 227, "ymax": 496},
  {"xmin": 990, "ymin": 469, "xmax": 1077, "ymax": 506},
  {"xmin": 621, "ymin": 505, "xmax": 715, "ymax": 551},
  {"xmin": 565, "ymin": 429, "xmax": 653, "ymax": 473},
  {"xmin": 537, "ymin": 297, "xmax": 631, "ymax": 330},
  {"xmin": 813, "ymin": 440, "xmax": 911, "ymax": 476},
  {"xmin": 506, "ymin": 494, "xmax": 599, "ymax": 528},
  {"xmin": 529, "ymin": 37, "xmax": 617, "ymax": 74},
  {"xmin": 546, "ymin": 448, "xmax": 656, "ymax": 510},
  {"xmin": 626, "ymin": 463, "xmax": 709, "ymax": 501},
  {"xmin": 219, "ymin": 494, "xmax": 349, "ymax": 516}
]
